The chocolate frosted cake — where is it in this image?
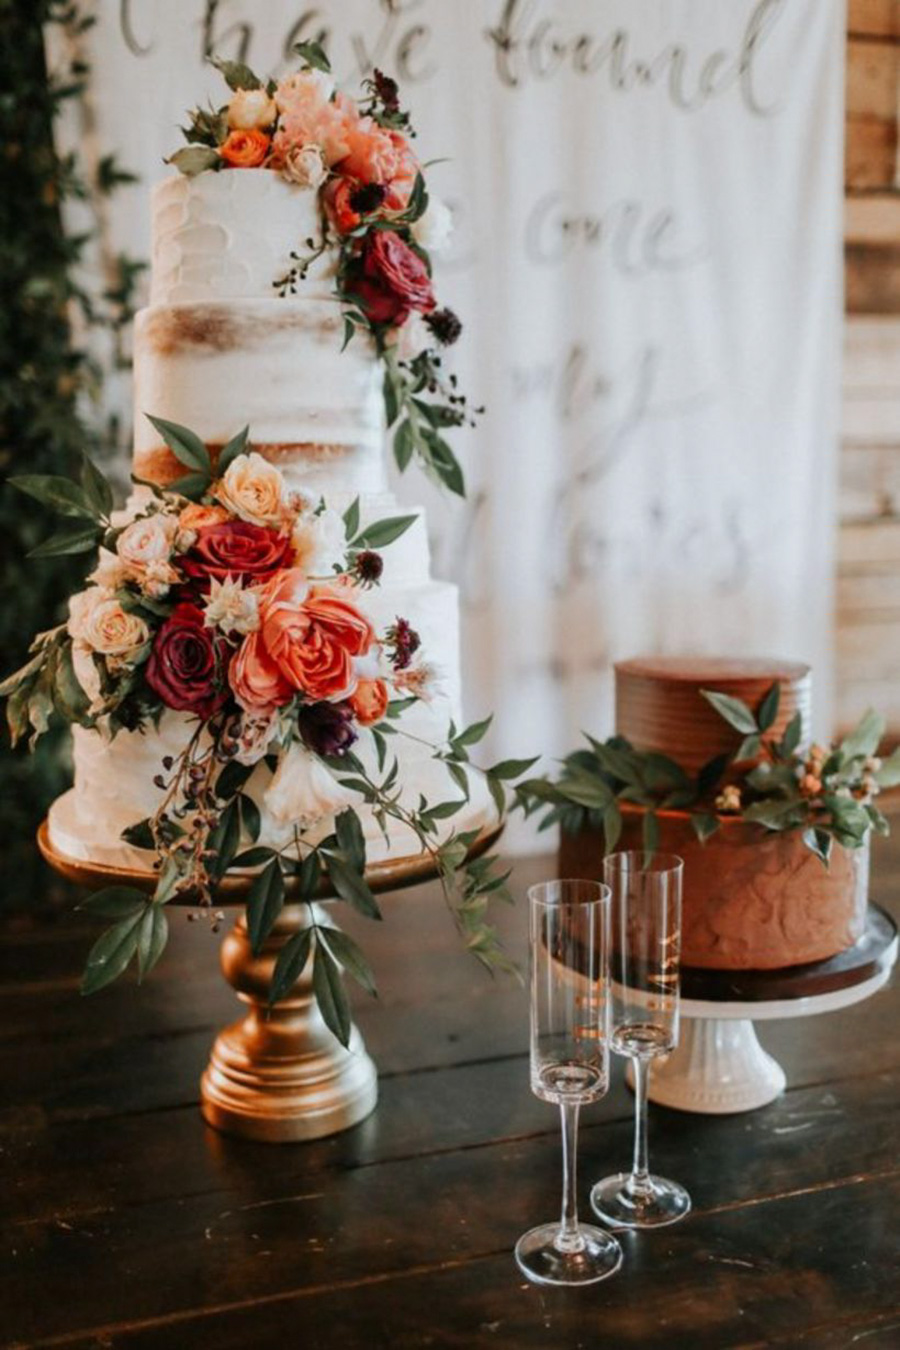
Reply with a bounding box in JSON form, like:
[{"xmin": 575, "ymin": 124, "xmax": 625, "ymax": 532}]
[{"xmin": 559, "ymin": 657, "xmax": 870, "ymax": 971}]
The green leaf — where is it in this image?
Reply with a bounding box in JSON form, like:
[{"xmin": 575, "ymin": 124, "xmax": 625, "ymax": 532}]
[
  {"xmin": 697, "ymin": 752, "xmax": 730, "ymax": 797},
  {"xmin": 743, "ymin": 799, "xmax": 805, "ymax": 830},
  {"xmin": 756, "ymin": 682, "xmax": 781, "ymax": 733},
  {"xmin": 80, "ymin": 453, "xmax": 114, "ymax": 517},
  {"xmin": 136, "ymin": 905, "xmax": 169, "ymax": 980},
  {"xmin": 77, "ymin": 887, "xmax": 147, "ymax": 920},
  {"xmin": 238, "ymin": 792, "xmax": 261, "ymax": 844},
  {"xmin": 352, "ymin": 514, "xmax": 418, "ymax": 549},
  {"xmin": 9, "ymin": 474, "xmax": 96, "ymax": 519},
  {"xmin": 269, "ymin": 926, "xmax": 313, "ymax": 1004},
  {"xmin": 51, "ymin": 640, "xmax": 90, "ymax": 721},
  {"xmin": 81, "ymin": 913, "xmax": 143, "ymax": 995},
  {"xmin": 121, "ymin": 819, "xmax": 155, "ymax": 850},
  {"xmin": 232, "ymin": 846, "xmax": 276, "ymax": 869},
  {"xmin": 216, "ymin": 759, "xmax": 254, "ymax": 800},
  {"xmin": 602, "ymin": 801, "xmax": 622, "ymax": 854},
  {"xmin": 488, "ymin": 774, "xmax": 506, "ymax": 819},
  {"xmin": 425, "ymin": 798, "xmax": 467, "ymax": 821},
  {"xmin": 297, "ymin": 849, "xmax": 321, "ymax": 902},
  {"xmin": 335, "ymin": 808, "xmax": 367, "ymax": 873},
  {"xmin": 217, "ymin": 426, "xmax": 250, "ymax": 474},
  {"xmin": 342, "ymin": 496, "xmax": 361, "ymax": 541},
  {"xmin": 803, "ymin": 827, "xmax": 832, "ymax": 867},
  {"xmin": 383, "ymin": 369, "xmax": 401, "ymax": 427},
  {"xmin": 865, "ymin": 804, "xmax": 890, "ymax": 838},
  {"xmin": 207, "ymin": 799, "xmax": 241, "ymax": 879},
  {"xmin": 429, "ymin": 437, "xmax": 466, "ymax": 497},
  {"xmin": 166, "ymin": 145, "xmax": 221, "ymax": 176},
  {"xmin": 318, "ymin": 926, "xmax": 377, "ymax": 997},
  {"xmin": 700, "ymin": 689, "xmax": 758, "ymax": 735},
  {"xmin": 394, "ymin": 419, "xmax": 415, "ymax": 473},
  {"xmin": 313, "ymin": 940, "xmax": 352, "ymax": 1047},
  {"xmin": 839, "ymin": 708, "xmax": 886, "ymax": 763},
  {"xmin": 779, "ymin": 712, "xmax": 802, "ymax": 758},
  {"xmin": 246, "ymin": 859, "xmax": 285, "ymax": 955},
  {"xmin": 210, "ymin": 55, "xmax": 261, "ymax": 89},
  {"xmin": 454, "ymin": 715, "xmax": 493, "ymax": 748},
  {"xmin": 691, "ymin": 812, "xmax": 720, "ymax": 843},
  {"xmin": 875, "ymin": 747, "xmax": 900, "ymax": 789},
  {"xmin": 0, "ymin": 649, "xmax": 46, "ymax": 700},
  {"xmin": 557, "ymin": 776, "xmax": 612, "ymax": 811},
  {"xmin": 642, "ymin": 810, "xmax": 660, "ymax": 853},
  {"xmin": 145, "ymin": 415, "xmax": 212, "ymax": 473},
  {"xmin": 488, "ymin": 756, "xmax": 540, "ymax": 781},
  {"xmin": 735, "ymin": 733, "xmax": 762, "ymax": 761},
  {"xmin": 29, "ymin": 519, "xmax": 101, "ymax": 557},
  {"xmin": 325, "ymin": 854, "xmax": 381, "ymax": 920},
  {"xmin": 293, "ymin": 40, "xmax": 332, "ymax": 73},
  {"xmin": 168, "ymin": 472, "xmax": 212, "ymax": 502}
]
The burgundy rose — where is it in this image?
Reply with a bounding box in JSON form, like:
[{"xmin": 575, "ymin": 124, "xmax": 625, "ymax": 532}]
[
  {"xmin": 298, "ymin": 700, "xmax": 358, "ymax": 758},
  {"xmin": 146, "ymin": 603, "xmax": 227, "ymax": 720},
  {"xmin": 351, "ymin": 230, "xmax": 436, "ymax": 327},
  {"xmin": 180, "ymin": 521, "xmax": 292, "ymax": 589}
]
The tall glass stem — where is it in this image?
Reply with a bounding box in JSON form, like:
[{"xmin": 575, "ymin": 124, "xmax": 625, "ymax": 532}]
[
  {"xmin": 627, "ymin": 1055, "xmax": 653, "ymax": 1198},
  {"xmin": 555, "ymin": 1100, "xmax": 585, "ymax": 1253}
]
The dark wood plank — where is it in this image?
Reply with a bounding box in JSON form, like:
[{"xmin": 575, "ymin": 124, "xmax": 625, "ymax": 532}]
[
  {"xmin": 32, "ymin": 1174, "xmax": 900, "ymax": 1350},
  {"xmin": 4, "ymin": 1064, "xmax": 899, "ymax": 1346}
]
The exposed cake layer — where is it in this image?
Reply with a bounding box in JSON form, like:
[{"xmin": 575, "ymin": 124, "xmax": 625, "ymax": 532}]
[
  {"xmin": 615, "ymin": 656, "xmax": 812, "ymax": 776},
  {"xmin": 560, "ymin": 809, "xmax": 869, "ymax": 970},
  {"xmin": 150, "ymin": 171, "xmax": 333, "ymax": 306},
  {"xmin": 133, "ymin": 300, "xmax": 384, "ymax": 494},
  {"xmin": 52, "ymin": 580, "xmax": 496, "ymax": 870}
]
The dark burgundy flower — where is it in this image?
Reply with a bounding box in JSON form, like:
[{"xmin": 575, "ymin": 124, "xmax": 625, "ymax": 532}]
[
  {"xmin": 180, "ymin": 521, "xmax": 292, "ymax": 589},
  {"xmin": 426, "ymin": 307, "xmax": 462, "ymax": 346},
  {"xmin": 145, "ymin": 603, "xmax": 227, "ymax": 720},
  {"xmin": 353, "ymin": 549, "xmax": 384, "ymax": 586},
  {"xmin": 350, "ymin": 181, "xmax": 387, "ymax": 215},
  {"xmin": 350, "ymin": 230, "xmax": 435, "ymax": 327},
  {"xmin": 386, "ymin": 616, "xmax": 421, "ymax": 670},
  {"xmin": 373, "ymin": 69, "xmax": 400, "ymax": 113},
  {"xmin": 298, "ymin": 700, "xmax": 358, "ymax": 758}
]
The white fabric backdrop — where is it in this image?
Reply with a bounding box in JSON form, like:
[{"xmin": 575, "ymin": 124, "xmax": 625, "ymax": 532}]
[{"xmin": 48, "ymin": 0, "xmax": 845, "ymax": 834}]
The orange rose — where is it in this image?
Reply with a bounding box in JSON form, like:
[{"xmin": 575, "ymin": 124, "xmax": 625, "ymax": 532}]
[
  {"xmin": 230, "ymin": 631, "xmax": 293, "ymax": 712},
  {"xmin": 220, "ymin": 129, "xmax": 270, "ymax": 168},
  {"xmin": 178, "ymin": 503, "xmax": 229, "ymax": 532},
  {"xmin": 259, "ymin": 571, "xmax": 375, "ymax": 702},
  {"xmin": 349, "ymin": 678, "xmax": 389, "ymax": 726}
]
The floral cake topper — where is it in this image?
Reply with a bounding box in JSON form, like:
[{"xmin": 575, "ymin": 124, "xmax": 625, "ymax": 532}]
[{"xmin": 168, "ymin": 44, "xmax": 479, "ymax": 498}]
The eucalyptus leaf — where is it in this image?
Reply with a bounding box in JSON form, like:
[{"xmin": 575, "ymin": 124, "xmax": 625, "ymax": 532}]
[{"xmin": 166, "ymin": 145, "xmax": 221, "ymax": 176}]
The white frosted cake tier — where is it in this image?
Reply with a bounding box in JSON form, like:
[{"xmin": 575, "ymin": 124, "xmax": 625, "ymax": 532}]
[
  {"xmin": 150, "ymin": 170, "xmax": 333, "ymax": 306},
  {"xmin": 133, "ymin": 299, "xmax": 385, "ymax": 493},
  {"xmin": 51, "ymin": 579, "xmax": 496, "ymax": 872}
]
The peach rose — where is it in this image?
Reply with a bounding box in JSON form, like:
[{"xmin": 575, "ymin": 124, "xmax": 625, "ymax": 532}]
[
  {"xmin": 68, "ymin": 587, "xmax": 149, "ymax": 663},
  {"xmin": 220, "ymin": 129, "xmax": 270, "ymax": 168},
  {"xmin": 349, "ymin": 678, "xmax": 389, "ymax": 726},
  {"xmin": 271, "ymin": 73, "xmax": 352, "ymax": 168},
  {"xmin": 230, "ymin": 631, "xmax": 293, "ymax": 712},
  {"xmin": 227, "ymin": 88, "xmax": 277, "ymax": 131},
  {"xmin": 215, "ymin": 451, "xmax": 288, "ymax": 527},
  {"xmin": 259, "ymin": 572, "xmax": 375, "ymax": 702},
  {"xmin": 178, "ymin": 503, "xmax": 229, "ymax": 532},
  {"xmin": 116, "ymin": 512, "xmax": 177, "ymax": 574}
]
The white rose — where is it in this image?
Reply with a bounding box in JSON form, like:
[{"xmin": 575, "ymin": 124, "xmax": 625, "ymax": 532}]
[
  {"xmin": 264, "ymin": 744, "xmax": 356, "ymax": 828},
  {"xmin": 387, "ymin": 312, "xmax": 433, "ymax": 362},
  {"xmin": 68, "ymin": 587, "xmax": 149, "ymax": 662},
  {"xmin": 231, "ymin": 709, "xmax": 279, "ymax": 768},
  {"xmin": 116, "ymin": 513, "xmax": 177, "ymax": 576},
  {"xmin": 204, "ymin": 576, "xmax": 261, "ymax": 636},
  {"xmin": 281, "ymin": 143, "xmax": 328, "ymax": 188},
  {"xmin": 412, "ymin": 196, "xmax": 453, "ymax": 255},
  {"xmin": 227, "ymin": 88, "xmax": 277, "ymax": 130},
  {"xmin": 216, "ymin": 451, "xmax": 288, "ymax": 527},
  {"xmin": 292, "ymin": 507, "xmax": 346, "ymax": 576}
]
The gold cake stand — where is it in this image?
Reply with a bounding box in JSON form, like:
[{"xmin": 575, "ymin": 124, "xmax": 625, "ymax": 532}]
[{"xmin": 38, "ymin": 818, "xmax": 502, "ymax": 1144}]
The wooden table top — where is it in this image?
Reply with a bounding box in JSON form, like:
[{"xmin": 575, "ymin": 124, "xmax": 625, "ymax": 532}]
[{"xmin": 2, "ymin": 830, "xmax": 899, "ymax": 1350}]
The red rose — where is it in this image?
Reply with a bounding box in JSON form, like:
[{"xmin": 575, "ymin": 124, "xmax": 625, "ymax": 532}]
[
  {"xmin": 352, "ymin": 230, "xmax": 436, "ymax": 327},
  {"xmin": 145, "ymin": 603, "xmax": 227, "ymax": 720},
  {"xmin": 180, "ymin": 521, "xmax": 292, "ymax": 589}
]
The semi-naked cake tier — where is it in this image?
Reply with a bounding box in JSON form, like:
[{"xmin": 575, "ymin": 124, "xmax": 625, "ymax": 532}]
[
  {"xmin": 49, "ymin": 169, "xmax": 495, "ymax": 872},
  {"xmin": 559, "ymin": 656, "xmax": 869, "ymax": 970}
]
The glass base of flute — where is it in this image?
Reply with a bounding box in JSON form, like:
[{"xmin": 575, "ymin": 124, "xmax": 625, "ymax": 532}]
[{"xmin": 591, "ymin": 851, "xmax": 692, "ymax": 1231}]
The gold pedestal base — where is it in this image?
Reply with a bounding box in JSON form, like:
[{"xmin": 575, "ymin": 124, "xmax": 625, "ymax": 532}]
[{"xmin": 201, "ymin": 904, "xmax": 378, "ymax": 1143}]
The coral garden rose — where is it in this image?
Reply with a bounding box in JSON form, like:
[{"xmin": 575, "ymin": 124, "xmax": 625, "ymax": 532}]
[
  {"xmin": 349, "ymin": 678, "xmax": 389, "ymax": 726},
  {"xmin": 216, "ymin": 451, "xmax": 288, "ymax": 527},
  {"xmin": 323, "ymin": 177, "xmax": 362, "ymax": 234},
  {"xmin": 180, "ymin": 521, "xmax": 293, "ymax": 588},
  {"xmin": 352, "ymin": 230, "xmax": 435, "ymax": 326},
  {"xmin": 145, "ymin": 603, "xmax": 226, "ymax": 719},
  {"xmin": 220, "ymin": 128, "xmax": 270, "ymax": 168},
  {"xmin": 230, "ymin": 630, "xmax": 293, "ymax": 712},
  {"xmin": 227, "ymin": 88, "xmax": 277, "ymax": 130},
  {"xmin": 259, "ymin": 571, "xmax": 375, "ymax": 702},
  {"xmin": 68, "ymin": 588, "xmax": 149, "ymax": 663},
  {"xmin": 271, "ymin": 73, "xmax": 352, "ymax": 168},
  {"xmin": 116, "ymin": 512, "xmax": 177, "ymax": 575}
]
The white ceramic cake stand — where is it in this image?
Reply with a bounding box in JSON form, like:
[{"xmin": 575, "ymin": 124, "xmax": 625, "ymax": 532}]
[{"xmin": 631, "ymin": 906, "xmax": 897, "ymax": 1115}]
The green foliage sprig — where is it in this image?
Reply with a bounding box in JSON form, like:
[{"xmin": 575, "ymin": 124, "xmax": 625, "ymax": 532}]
[{"xmin": 520, "ymin": 684, "xmax": 899, "ymax": 865}]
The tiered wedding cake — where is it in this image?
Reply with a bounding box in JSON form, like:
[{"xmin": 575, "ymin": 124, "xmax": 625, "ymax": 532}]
[{"xmin": 47, "ymin": 169, "xmax": 494, "ymax": 870}]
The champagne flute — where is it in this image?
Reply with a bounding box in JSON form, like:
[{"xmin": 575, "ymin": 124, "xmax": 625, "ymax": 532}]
[
  {"xmin": 515, "ymin": 879, "xmax": 623, "ymax": 1286},
  {"xmin": 590, "ymin": 851, "xmax": 691, "ymax": 1229}
]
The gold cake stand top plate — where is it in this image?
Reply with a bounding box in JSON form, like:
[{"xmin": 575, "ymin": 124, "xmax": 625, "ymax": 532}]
[{"xmin": 37, "ymin": 817, "xmax": 504, "ymax": 905}]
